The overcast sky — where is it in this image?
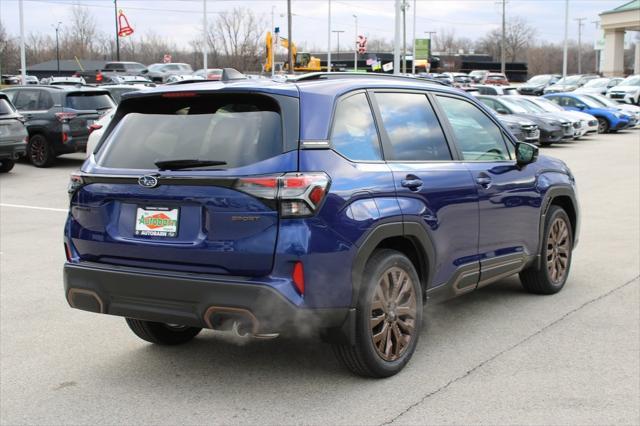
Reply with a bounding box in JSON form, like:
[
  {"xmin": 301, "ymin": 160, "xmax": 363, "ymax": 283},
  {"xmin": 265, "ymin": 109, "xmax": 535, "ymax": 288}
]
[{"xmin": 0, "ymin": 0, "xmax": 627, "ymax": 52}]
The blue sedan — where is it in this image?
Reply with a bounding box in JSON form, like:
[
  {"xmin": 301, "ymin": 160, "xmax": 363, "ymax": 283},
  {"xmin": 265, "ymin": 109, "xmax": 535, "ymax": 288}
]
[{"xmin": 544, "ymin": 92, "xmax": 632, "ymax": 133}]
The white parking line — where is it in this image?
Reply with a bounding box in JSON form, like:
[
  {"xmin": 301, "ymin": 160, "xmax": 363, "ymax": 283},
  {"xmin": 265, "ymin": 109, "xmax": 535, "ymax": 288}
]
[{"xmin": 0, "ymin": 203, "xmax": 67, "ymax": 213}]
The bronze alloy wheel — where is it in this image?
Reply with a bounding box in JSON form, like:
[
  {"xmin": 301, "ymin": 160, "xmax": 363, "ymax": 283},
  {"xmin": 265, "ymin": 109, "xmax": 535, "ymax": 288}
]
[
  {"xmin": 29, "ymin": 138, "xmax": 48, "ymax": 164},
  {"xmin": 370, "ymin": 266, "xmax": 417, "ymax": 362},
  {"xmin": 546, "ymin": 217, "xmax": 571, "ymax": 284}
]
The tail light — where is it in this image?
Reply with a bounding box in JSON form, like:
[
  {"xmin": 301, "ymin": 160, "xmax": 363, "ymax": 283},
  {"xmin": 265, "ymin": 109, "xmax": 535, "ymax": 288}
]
[
  {"xmin": 234, "ymin": 172, "xmax": 330, "ymax": 218},
  {"xmin": 68, "ymin": 172, "xmax": 85, "ymax": 199},
  {"xmin": 62, "ymin": 132, "xmax": 69, "ymax": 143},
  {"xmin": 96, "ymin": 71, "xmax": 103, "ymax": 83},
  {"xmin": 55, "ymin": 112, "xmax": 77, "ymax": 123},
  {"xmin": 88, "ymin": 123, "xmax": 102, "ymax": 134},
  {"xmin": 64, "ymin": 242, "xmax": 72, "ymax": 262}
]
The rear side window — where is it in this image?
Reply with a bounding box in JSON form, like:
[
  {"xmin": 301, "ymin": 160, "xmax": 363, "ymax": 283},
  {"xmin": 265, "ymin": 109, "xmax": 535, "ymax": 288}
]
[
  {"xmin": 331, "ymin": 93, "xmax": 382, "ymax": 161},
  {"xmin": 39, "ymin": 92, "xmax": 54, "ymax": 110},
  {"xmin": 65, "ymin": 93, "xmax": 115, "ymax": 111},
  {"xmin": 97, "ymin": 94, "xmax": 283, "ymax": 170},
  {"xmin": 376, "ymin": 92, "xmax": 451, "ymax": 161},
  {"xmin": 436, "ymin": 96, "xmax": 511, "ymax": 161},
  {"xmin": 13, "ymin": 90, "xmax": 40, "ymax": 110},
  {"xmin": 0, "ymin": 99, "xmax": 15, "ymax": 115}
]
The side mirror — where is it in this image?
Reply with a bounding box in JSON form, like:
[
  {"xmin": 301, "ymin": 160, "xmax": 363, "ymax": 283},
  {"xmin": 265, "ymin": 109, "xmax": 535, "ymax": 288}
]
[
  {"xmin": 516, "ymin": 142, "xmax": 538, "ymax": 165},
  {"xmin": 496, "ymin": 108, "xmax": 508, "ymax": 115}
]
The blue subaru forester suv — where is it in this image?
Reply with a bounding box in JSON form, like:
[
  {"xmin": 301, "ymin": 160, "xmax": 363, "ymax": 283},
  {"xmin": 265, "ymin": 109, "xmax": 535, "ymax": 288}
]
[{"xmin": 64, "ymin": 73, "xmax": 579, "ymax": 377}]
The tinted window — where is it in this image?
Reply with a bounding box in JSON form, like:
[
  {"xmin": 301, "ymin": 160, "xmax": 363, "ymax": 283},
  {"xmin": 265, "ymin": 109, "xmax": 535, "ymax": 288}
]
[
  {"xmin": 39, "ymin": 92, "xmax": 54, "ymax": 110},
  {"xmin": 98, "ymin": 94, "xmax": 283, "ymax": 170},
  {"xmin": 65, "ymin": 93, "xmax": 115, "ymax": 111},
  {"xmin": 13, "ymin": 90, "xmax": 41, "ymax": 110},
  {"xmin": 376, "ymin": 92, "xmax": 451, "ymax": 161},
  {"xmin": 437, "ymin": 96, "xmax": 511, "ymax": 161},
  {"xmin": 331, "ymin": 93, "xmax": 382, "ymax": 161},
  {"xmin": 0, "ymin": 98, "xmax": 16, "ymax": 115}
]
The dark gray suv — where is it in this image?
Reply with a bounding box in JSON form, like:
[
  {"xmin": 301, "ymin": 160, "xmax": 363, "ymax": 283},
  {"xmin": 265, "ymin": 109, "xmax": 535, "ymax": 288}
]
[{"xmin": 2, "ymin": 86, "xmax": 114, "ymax": 167}]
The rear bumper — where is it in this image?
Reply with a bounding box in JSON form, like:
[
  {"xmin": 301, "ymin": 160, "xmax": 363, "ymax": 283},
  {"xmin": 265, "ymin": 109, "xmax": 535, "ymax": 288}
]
[
  {"xmin": 64, "ymin": 262, "xmax": 353, "ymax": 339},
  {"xmin": 0, "ymin": 141, "xmax": 27, "ymax": 160}
]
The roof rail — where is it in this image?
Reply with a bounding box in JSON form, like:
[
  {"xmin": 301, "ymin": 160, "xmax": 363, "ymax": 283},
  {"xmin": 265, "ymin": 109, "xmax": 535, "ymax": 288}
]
[{"xmin": 290, "ymin": 72, "xmax": 448, "ymax": 86}]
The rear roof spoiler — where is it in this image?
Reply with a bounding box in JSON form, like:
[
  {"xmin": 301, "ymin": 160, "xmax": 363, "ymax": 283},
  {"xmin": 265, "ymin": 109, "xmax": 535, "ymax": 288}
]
[{"xmin": 290, "ymin": 72, "xmax": 448, "ymax": 86}]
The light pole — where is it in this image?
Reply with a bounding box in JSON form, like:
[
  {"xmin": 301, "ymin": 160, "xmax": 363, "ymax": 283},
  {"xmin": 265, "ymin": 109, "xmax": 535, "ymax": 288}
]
[
  {"xmin": 271, "ymin": 5, "xmax": 276, "ymax": 77},
  {"xmin": 575, "ymin": 17, "xmax": 586, "ymax": 74},
  {"xmin": 332, "ymin": 30, "xmax": 344, "ymax": 64},
  {"xmin": 401, "ymin": 0, "xmax": 409, "ymax": 73},
  {"xmin": 54, "ymin": 22, "xmax": 62, "ymax": 76},
  {"xmin": 114, "ymin": 0, "xmax": 120, "ymax": 61},
  {"xmin": 287, "ymin": 0, "xmax": 293, "ymax": 73},
  {"xmin": 562, "ymin": 0, "xmax": 569, "ymax": 78},
  {"xmin": 353, "ymin": 14, "xmax": 358, "ymax": 72},
  {"xmin": 411, "ymin": 0, "xmax": 416, "ymax": 74},
  {"xmin": 19, "ymin": 0, "xmax": 26, "ymax": 84},
  {"xmin": 203, "ymin": 0, "xmax": 207, "ymax": 73},
  {"xmin": 394, "ymin": 0, "xmax": 401, "ymax": 75},
  {"xmin": 327, "ymin": 0, "xmax": 332, "ymax": 72}
]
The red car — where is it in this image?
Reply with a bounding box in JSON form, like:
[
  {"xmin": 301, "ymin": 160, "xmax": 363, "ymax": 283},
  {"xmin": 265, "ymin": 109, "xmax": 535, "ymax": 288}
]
[{"xmin": 484, "ymin": 73, "xmax": 510, "ymax": 86}]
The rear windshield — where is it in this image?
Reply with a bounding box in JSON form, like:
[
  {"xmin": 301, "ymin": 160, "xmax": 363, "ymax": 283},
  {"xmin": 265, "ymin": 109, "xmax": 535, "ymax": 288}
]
[
  {"xmin": 97, "ymin": 94, "xmax": 283, "ymax": 170},
  {"xmin": 0, "ymin": 99, "xmax": 15, "ymax": 115},
  {"xmin": 66, "ymin": 93, "xmax": 115, "ymax": 111}
]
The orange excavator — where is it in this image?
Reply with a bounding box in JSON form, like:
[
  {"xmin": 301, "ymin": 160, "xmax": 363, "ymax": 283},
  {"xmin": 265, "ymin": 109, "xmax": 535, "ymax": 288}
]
[{"xmin": 265, "ymin": 31, "xmax": 322, "ymax": 73}]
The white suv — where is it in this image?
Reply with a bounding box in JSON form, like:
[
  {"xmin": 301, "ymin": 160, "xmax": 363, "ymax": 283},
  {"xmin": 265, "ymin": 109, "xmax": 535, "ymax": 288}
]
[{"xmin": 607, "ymin": 75, "xmax": 640, "ymax": 105}]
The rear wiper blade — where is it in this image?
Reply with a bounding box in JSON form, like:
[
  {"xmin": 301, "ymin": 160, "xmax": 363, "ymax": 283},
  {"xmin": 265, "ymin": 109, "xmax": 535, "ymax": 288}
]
[{"xmin": 155, "ymin": 159, "xmax": 227, "ymax": 171}]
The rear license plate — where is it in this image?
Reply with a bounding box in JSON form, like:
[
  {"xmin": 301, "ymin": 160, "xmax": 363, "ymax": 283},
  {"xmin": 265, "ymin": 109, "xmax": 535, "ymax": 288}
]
[{"xmin": 135, "ymin": 207, "xmax": 179, "ymax": 237}]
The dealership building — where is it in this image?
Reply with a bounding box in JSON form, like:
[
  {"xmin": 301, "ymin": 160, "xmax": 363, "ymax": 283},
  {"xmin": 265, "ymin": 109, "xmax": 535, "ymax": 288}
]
[{"xmin": 600, "ymin": 0, "xmax": 640, "ymax": 76}]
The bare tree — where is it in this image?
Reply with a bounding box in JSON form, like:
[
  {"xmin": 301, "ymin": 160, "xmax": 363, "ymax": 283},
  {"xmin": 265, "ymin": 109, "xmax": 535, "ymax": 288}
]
[
  {"xmin": 66, "ymin": 5, "xmax": 98, "ymax": 58},
  {"xmin": 477, "ymin": 17, "xmax": 536, "ymax": 62}
]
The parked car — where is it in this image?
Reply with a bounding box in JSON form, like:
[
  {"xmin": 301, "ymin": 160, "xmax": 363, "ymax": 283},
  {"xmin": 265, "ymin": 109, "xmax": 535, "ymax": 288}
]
[
  {"xmin": 496, "ymin": 114, "xmax": 540, "ymax": 144},
  {"xmin": 22, "ymin": 75, "xmax": 39, "ymax": 85},
  {"xmin": 543, "ymin": 74, "xmax": 599, "ymax": 94},
  {"xmin": 442, "ymin": 72, "xmax": 471, "ymax": 87},
  {"xmin": 101, "ymin": 84, "xmax": 147, "ymax": 104},
  {"xmin": 517, "ymin": 74, "xmax": 561, "ymax": 96},
  {"xmin": 580, "ymin": 93, "xmax": 640, "ymax": 128},
  {"xmin": 575, "ymin": 77, "xmax": 623, "ymax": 95},
  {"xmin": 483, "ymin": 73, "xmax": 509, "ymax": 86},
  {"xmin": 473, "ymin": 85, "xmax": 518, "ymax": 95},
  {"xmin": 1, "ymin": 85, "xmax": 115, "ymax": 166},
  {"xmin": 41, "ymin": 76, "xmax": 87, "ymax": 86},
  {"xmin": 85, "ymin": 109, "xmax": 115, "ymax": 157},
  {"xmin": 104, "ymin": 75, "xmax": 153, "ymax": 85},
  {"xmin": 76, "ymin": 61, "xmax": 147, "ymax": 85},
  {"xmin": 165, "ymin": 74, "xmax": 205, "ymax": 84},
  {"xmin": 468, "ymin": 69, "xmax": 489, "ymax": 83},
  {"xmin": 607, "ymin": 74, "xmax": 640, "ymax": 105},
  {"xmin": 504, "ymin": 95, "xmax": 587, "ymax": 139},
  {"xmin": 544, "ymin": 92, "xmax": 632, "ymax": 133},
  {"xmin": 64, "ymin": 75, "xmax": 579, "ymax": 377},
  {"xmin": 476, "ymin": 95, "xmax": 571, "ymax": 145},
  {"xmin": 1, "ymin": 75, "xmax": 20, "ymax": 85},
  {"xmin": 141, "ymin": 63, "xmax": 194, "ymax": 83},
  {"xmin": 0, "ymin": 92, "xmax": 28, "ymax": 172},
  {"xmin": 428, "ymin": 73, "xmax": 454, "ymax": 86},
  {"xmin": 193, "ymin": 68, "xmax": 224, "ymax": 81},
  {"xmin": 522, "ymin": 96, "xmax": 599, "ymax": 135}
]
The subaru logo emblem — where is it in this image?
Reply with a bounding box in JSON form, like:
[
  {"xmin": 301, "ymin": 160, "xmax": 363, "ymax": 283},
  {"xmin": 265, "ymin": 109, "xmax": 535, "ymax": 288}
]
[{"xmin": 138, "ymin": 175, "xmax": 158, "ymax": 188}]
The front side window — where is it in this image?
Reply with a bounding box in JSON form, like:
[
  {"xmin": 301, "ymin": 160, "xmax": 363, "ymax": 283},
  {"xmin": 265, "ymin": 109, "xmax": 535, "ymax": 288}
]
[
  {"xmin": 436, "ymin": 96, "xmax": 511, "ymax": 162},
  {"xmin": 331, "ymin": 93, "xmax": 382, "ymax": 161},
  {"xmin": 376, "ymin": 92, "xmax": 451, "ymax": 161}
]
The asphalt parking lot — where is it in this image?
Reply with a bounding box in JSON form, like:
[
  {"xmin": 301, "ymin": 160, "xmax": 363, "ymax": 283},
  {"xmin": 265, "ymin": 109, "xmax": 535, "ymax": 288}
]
[{"xmin": 1, "ymin": 132, "xmax": 639, "ymax": 425}]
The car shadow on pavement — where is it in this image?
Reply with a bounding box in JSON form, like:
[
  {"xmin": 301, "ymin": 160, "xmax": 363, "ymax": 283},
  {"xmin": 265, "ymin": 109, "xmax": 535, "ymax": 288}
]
[{"xmin": 85, "ymin": 276, "xmax": 534, "ymax": 389}]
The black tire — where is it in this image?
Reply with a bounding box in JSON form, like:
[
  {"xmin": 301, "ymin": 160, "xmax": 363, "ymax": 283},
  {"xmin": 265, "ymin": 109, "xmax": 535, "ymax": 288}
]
[
  {"xmin": 333, "ymin": 249, "xmax": 423, "ymax": 378},
  {"xmin": 125, "ymin": 318, "xmax": 202, "ymax": 345},
  {"xmin": 597, "ymin": 117, "xmax": 610, "ymax": 134},
  {"xmin": 519, "ymin": 206, "xmax": 573, "ymax": 294},
  {"xmin": 539, "ymin": 142, "xmax": 552, "ymax": 147},
  {"xmin": 27, "ymin": 134, "xmax": 56, "ymax": 167},
  {"xmin": 0, "ymin": 159, "xmax": 15, "ymax": 173}
]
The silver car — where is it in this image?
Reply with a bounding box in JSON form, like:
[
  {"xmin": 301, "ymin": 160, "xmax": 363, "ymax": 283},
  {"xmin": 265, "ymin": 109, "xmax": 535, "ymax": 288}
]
[
  {"xmin": 0, "ymin": 93, "xmax": 28, "ymax": 173},
  {"xmin": 141, "ymin": 63, "xmax": 194, "ymax": 83}
]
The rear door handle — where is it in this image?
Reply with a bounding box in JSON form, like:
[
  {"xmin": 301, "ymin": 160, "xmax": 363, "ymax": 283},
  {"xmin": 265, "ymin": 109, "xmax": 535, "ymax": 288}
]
[
  {"xmin": 476, "ymin": 175, "xmax": 492, "ymax": 188},
  {"xmin": 401, "ymin": 175, "xmax": 423, "ymax": 191}
]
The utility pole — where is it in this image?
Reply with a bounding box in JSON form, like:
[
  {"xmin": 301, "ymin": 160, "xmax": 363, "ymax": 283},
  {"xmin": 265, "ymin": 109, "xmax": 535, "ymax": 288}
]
[
  {"xmin": 394, "ymin": 0, "xmax": 401, "ymax": 75},
  {"xmin": 54, "ymin": 22, "xmax": 62, "ymax": 76},
  {"xmin": 353, "ymin": 14, "xmax": 358, "ymax": 72},
  {"xmin": 592, "ymin": 20, "xmax": 600, "ymax": 73},
  {"xmin": 562, "ymin": 0, "xmax": 569, "ymax": 78},
  {"xmin": 500, "ymin": 0, "xmax": 506, "ymax": 74},
  {"xmin": 287, "ymin": 0, "xmax": 293, "ymax": 73},
  {"xmin": 114, "ymin": 0, "xmax": 120, "ymax": 61},
  {"xmin": 332, "ymin": 30, "xmax": 344, "ymax": 63},
  {"xmin": 19, "ymin": 0, "xmax": 26, "ymax": 84},
  {"xmin": 575, "ymin": 17, "xmax": 586, "ymax": 74},
  {"xmin": 328, "ymin": 0, "xmax": 332, "ymax": 72},
  {"xmin": 411, "ymin": 0, "xmax": 416, "ymax": 74},
  {"xmin": 401, "ymin": 0, "xmax": 409, "ymax": 73},
  {"xmin": 203, "ymin": 0, "xmax": 207, "ymax": 73}
]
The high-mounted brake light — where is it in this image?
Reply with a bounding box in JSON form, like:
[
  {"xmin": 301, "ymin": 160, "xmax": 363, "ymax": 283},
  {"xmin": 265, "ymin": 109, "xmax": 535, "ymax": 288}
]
[
  {"xmin": 55, "ymin": 112, "xmax": 77, "ymax": 123},
  {"xmin": 161, "ymin": 92, "xmax": 198, "ymax": 98},
  {"xmin": 234, "ymin": 172, "xmax": 330, "ymax": 218}
]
